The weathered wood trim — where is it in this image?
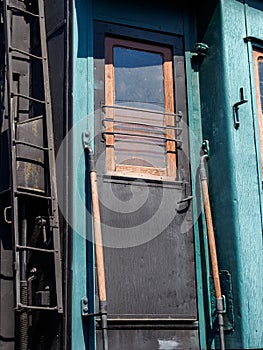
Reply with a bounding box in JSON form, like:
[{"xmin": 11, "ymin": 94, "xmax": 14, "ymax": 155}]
[
  {"xmin": 104, "ymin": 36, "xmax": 176, "ymax": 178},
  {"xmin": 105, "ymin": 37, "xmax": 115, "ymax": 171},
  {"xmin": 253, "ymin": 49, "xmax": 263, "ymax": 176}
]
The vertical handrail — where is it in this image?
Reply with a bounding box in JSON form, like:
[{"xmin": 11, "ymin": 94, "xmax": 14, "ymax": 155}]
[
  {"xmin": 200, "ymin": 148, "xmax": 225, "ymax": 350},
  {"xmin": 38, "ymin": 0, "xmax": 63, "ymax": 313},
  {"xmin": 83, "ymin": 132, "xmax": 108, "ymax": 350}
]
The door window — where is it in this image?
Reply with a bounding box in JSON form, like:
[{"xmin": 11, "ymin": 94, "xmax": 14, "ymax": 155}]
[{"xmin": 104, "ymin": 37, "xmax": 178, "ymax": 179}]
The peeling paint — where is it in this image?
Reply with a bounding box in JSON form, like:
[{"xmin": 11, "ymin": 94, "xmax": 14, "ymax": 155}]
[
  {"xmin": 23, "ymin": 162, "xmax": 40, "ymax": 189},
  {"xmin": 32, "ymin": 120, "xmax": 38, "ymax": 136},
  {"xmin": 158, "ymin": 337, "xmax": 179, "ymax": 349}
]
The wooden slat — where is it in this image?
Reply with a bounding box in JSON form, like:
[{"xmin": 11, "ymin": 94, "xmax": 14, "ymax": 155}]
[{"xmin": 116, "ymin": 164, "xmax": 166, "ymax": 177}]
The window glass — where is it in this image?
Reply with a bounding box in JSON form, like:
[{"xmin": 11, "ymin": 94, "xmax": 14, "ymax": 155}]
[
  {"xmin": 114, "ymin": 47, "xmax": 164, "ymax": 109},
  {"xmin": 113, "ymin": 46, "xmax": 166, "ymax": 169},
  {"xmin": 105, "ymin": 37, "xmax": 176, "ymax": 178}
]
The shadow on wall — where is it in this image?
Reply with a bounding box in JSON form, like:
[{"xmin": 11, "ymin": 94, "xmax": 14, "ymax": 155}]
[{"xmin": 75, "ymin": 0, "xmax": 90, "ymax": 58}]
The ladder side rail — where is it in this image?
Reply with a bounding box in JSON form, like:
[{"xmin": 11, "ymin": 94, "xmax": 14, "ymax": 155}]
[
  {"xmin": 38, "ymin": 0, "xmax": 63, "ymax": 313},
  {"xmin": 3, "ymin": 0, "xmax": 21, "ymax": 309}
]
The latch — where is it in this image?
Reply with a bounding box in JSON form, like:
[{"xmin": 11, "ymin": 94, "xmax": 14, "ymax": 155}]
[
  {"xmin": 233, "ymin": 87, "xmax": 248, "ymax": 129},
  {"xmin": 193, "ymin": 42, "xmax": 209, "ymax": 57},
  {"xmin": 191, "ymin": 42, "xmax": 209, "ymax": 69},
  {"xmin": 210, "ymin": 270, "xmax": 234, "ymax": 332},
  {"xmin": 202, "ymin": 139, "xmax": 210, "ymax": 157},
  {"xmin": 81, "ymin": 296, "xmax": 101, "ymax": 318},
  {"xmin": 177, "ymin": 182, "xmax": 193, "ymax": 211},
  {"xmin": 35, "ymin": 216, "xmax": 48, "ymax": 243}
]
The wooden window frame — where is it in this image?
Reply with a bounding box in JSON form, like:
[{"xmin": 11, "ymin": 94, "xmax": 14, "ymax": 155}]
[
  {"xmin": 253, "ymin": 49, "xmax": 263, "ymax": 176},
  {"xmin": 104, "ymin": 36, "xmax": 176, "ymax": 180}
]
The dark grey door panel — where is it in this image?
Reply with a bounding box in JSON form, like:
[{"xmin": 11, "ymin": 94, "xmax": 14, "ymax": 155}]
[{"xmin": 93, "ymin": 21, "xmax": 198, "ymax": 350}]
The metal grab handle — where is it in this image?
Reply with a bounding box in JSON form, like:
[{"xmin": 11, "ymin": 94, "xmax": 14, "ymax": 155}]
[
  {"xmin": 200, "ymin": 142, "xmax": 225, "ymax": 350},
  {"xmin": 4, "ymin": 206, "xmax": 12, "ymax": 224},
  {"xmin": 177, "ymin": 195, "xmax": 193, "ymax": 204},
  {"xmin": 82, "ymin": 131, "xmax": 109, "ymax": 350}
]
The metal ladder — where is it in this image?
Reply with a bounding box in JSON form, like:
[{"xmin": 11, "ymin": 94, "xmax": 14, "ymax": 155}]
[{"xmin": 3, "ymin": 0, "xmax": 63, "ymax": 319}]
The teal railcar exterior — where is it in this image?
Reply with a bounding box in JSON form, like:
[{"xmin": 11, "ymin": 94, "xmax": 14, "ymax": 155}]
[
  {"xmin": 70, "ymin": 1, "xmax": 263, "ymax": 349},
  {"xmin": 0, "ymin": 0, "xmax": 262, "ymax": 349}
]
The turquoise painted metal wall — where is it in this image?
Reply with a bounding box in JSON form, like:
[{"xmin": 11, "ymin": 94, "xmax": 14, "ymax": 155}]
[
  {"xmin": 72, "ymin": 0, "xmax": 95, "ymax": 349},
  {"xmin": 183, "ymin": 8, "xmax": 209, "ymax": 350},
  {"xmin": 199, "ymin": 1, "xmax": 263, "ymax": 348},
  {"xmin": 93, "ymin": 0, "xmax": 184, "ymax": 35}
]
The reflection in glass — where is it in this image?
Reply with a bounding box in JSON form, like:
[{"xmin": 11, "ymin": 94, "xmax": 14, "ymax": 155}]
[
  {"xmin": 113, "ymin": 46, "xmax": 166, "ymax": 169},
  {"xmin": 114, "ymin": 47, "xmax": 164, "ymax": 109}
]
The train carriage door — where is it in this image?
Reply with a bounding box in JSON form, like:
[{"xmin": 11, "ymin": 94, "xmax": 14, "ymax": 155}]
[{"xmin": 94, "ymin": 22, "xmax": 199, "ymax": 350}]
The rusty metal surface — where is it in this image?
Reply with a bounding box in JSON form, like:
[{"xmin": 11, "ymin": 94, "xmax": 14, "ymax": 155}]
[{"xmin": 16, "ymin": 118, "xmax": 45, "ymax": 192}]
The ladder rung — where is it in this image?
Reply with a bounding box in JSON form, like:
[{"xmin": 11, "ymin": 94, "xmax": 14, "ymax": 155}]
[
  {"xmin": 18, "ymin": 304, "xmax": 58, "ymax": 311},
  {"xmin": 14, "ymin": 140, "xmax": 49, "ymax": 151},
  {"xmin": 8, "ymin": 5, "xmax": 39, "ymax": 18},
  {"xmin": 9, "ymin": 46, "xmax": 44, "ymax": 60},
  {"xmin": 15, "ymin": 190, "xmax": 51, "ymax": 200},
  {"xmin": 0, "ymin": 188, "xmax": 11, "ymax": 196},
  {"xmin": 16, "ymin": 245, "xmax": 55, "ymax": 253},
  {"xmin": 17, "ymin": 115, "xmax": 44, "ymax": 125},
  {"xmin": 11, "ymin": 92, "xmax": 47, "ymax": 104}
]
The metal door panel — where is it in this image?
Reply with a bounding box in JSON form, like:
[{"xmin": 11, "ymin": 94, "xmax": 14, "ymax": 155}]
[
  {"xmin": 97, "ymin": 178, "xmax": 197, "ymax": 319},
  {"xmin": 93, "ymin": 21, "xmax": 198, "ymax": 350},
  {"xmin": 96, "ymin": 328, "xmax": 200, "ymax": 350}
]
